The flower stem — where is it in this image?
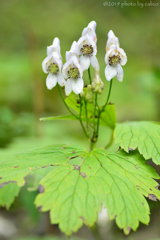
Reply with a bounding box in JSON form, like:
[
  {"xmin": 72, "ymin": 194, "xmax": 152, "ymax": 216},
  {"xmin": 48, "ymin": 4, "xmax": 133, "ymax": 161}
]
[
  {"xmin": 90, "ymin": 141, "xmax": 96, "ymax": 152},
  {"xmin": 88, "ymin": 67, "xmax": 92, "ymax": 85},
  {"xmin": 101, "ymin": 79, "xmax": 113, "ymax": 113},
  {"xmin": 97, "ymin": 79, "xmax": 113, "ymax": 137},
  {"xmin": 57, "ymin": 84, "xmax": 79, "ymax": 119},
  {"xmin": 84, "ymin": 100, "xmax": 89, "ymax": 134},
  {"xmin": 79, "ymin": 94, "xmax": 89, "ymax": 138}
]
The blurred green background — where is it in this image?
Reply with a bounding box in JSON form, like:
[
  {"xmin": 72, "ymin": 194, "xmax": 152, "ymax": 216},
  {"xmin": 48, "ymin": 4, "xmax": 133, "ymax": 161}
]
[{"xmin": 0, "ymin": 0, "xmax": 160, "ymax": 239}]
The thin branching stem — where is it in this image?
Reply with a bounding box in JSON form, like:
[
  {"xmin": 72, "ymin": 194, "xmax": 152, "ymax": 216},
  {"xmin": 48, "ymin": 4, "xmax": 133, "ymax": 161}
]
[
  {"xmin": 84, "ymin": 100, "xmax": 89, "ymax": 134},
  {"xmin": 79, "ymin": 94, "xmax": 89, "ymax": 138},
  {"xmin": 57, "ymin": 84, "xmax": 79, "ymax": 119},
  {"xmin": 88, "ymin": 67, "xmax": 92, "ymax": 84},
  {"xmin": 101, "ymin": 79, "xmax": 113, "ymax": 113},
  {"xmin": 97, "ymin": 79, "xmax": 113, "ymax": 136}
]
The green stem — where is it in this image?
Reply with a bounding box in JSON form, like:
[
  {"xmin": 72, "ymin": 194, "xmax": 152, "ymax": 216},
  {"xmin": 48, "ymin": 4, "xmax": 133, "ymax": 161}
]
[
  {"xmin": 97, "ymin": 79, "xmax": 113, "ymax": 137},
  {"xmin": 101, "ymin": 79, "xmax": 113, "ymax": 113},
  {"xmin": 95, "ymin": 93, "xmax": 100, "ymax": 135},
  {"xmin": 94, "ymin": 93, "xmax": 98, "ymax": 133},
  {"xmin": 88, "ymin": 67, "xmax": 91, "ymax": 84},
  {"xmin": 79, "ymin": 94, "xmax": 89, "ymax": 138},
  {"xmin": 57, "ymin": 84, "xmax": 79, "ymax": 119},
  {"xmin": 90, "ymin": 140, "xmax": 95, "ymax": 152},
  {"xmin": 84, "ymin": 100, "xmax": 89, "ymax": 134}
]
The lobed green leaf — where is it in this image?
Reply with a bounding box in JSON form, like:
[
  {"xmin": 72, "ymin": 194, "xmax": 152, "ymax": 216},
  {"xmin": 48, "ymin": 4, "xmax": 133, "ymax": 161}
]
[
  {"xmin": 114, "ymin": 121, "xmax": 160, "ymax": 164},
  {"xmin": 0, "ymin": 183, "xmax": 20, "ymax": 209},
  {"xmin": 0, "ymin": 144, "xmax": 160, "ymax": 235}
]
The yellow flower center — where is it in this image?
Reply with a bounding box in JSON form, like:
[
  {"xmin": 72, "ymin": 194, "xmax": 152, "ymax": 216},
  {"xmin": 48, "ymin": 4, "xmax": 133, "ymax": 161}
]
[
  {"xmin": 48, "ymin": 63, "xmax": 59, "ymax": 74},
  {"xmin": 68, "ymin": 67, "xmax": 80, "ymax": 79},
  {"xmin": 81, "ymin": 44, "xmax": 93, "ymax": 56},
  {"xmin": 109, "ymin": 55, "xmax": 121, "ymax": 66}
]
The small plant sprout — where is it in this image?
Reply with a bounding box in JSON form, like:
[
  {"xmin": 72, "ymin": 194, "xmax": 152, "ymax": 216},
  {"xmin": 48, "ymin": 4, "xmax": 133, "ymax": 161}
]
[
  {"xmin": 42, "ymin": 37, "xmax": 65, "ymax": 89},
  {"xmin": 2, "ymin": 20, "xmax": 160, "ymax": 239}
]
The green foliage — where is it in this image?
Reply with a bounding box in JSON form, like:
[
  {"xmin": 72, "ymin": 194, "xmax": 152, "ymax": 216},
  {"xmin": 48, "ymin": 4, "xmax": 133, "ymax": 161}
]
[
  {"xmin": 0, "ymin": 144, "xmax": 160, "ymax": 235},
  {"xmin": 114, "ymin": 121, "xmax": 160, "ymax": 164},
  {"xmin": 15, "ymin": 237, "xmax": 85, "ymax": 240},
  {"xmin": 0, "ymin": 107, "xmax": 15, "ymax": 148},
  {"xmin": 41, "ymin": 92, "xmax": 116, "ymax": 130},
  {"xmin": 0, "ymin": 107, "xmax": 31, "ymax": 148},
  {"xmin": 0, "ymin": 183, "xmax": 20, "ymax": 209}
]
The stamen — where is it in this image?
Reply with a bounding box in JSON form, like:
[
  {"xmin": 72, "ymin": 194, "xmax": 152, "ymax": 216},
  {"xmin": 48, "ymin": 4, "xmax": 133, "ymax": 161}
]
[
  {"xmin": 68, "ymin": 67, "xmax": 80, "ymax": 79},
  {"xmin": 109, "ymin": 55, "xmax": 121, "ymax": 66},
  {"xmin": 81, "ymin": 44, "xmax": 93, "ymax": 56},
  {"xmin": 48, "ymin": 63, "xmax": 59, "ymax": 74}
]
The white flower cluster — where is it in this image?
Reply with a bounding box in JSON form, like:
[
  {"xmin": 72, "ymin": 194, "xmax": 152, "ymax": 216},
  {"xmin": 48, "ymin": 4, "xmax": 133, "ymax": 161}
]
[{"xmin": 42, "ymin": 22, "xmax": 127, "ymax": 95}]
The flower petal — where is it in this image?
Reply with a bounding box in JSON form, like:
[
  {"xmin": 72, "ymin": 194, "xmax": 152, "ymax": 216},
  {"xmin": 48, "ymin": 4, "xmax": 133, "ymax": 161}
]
[
  {"xmin": 108, "ymin": 30, "xmax": 115, "ymax": 39},
  {"xmin": 90, "ymin": 56, "xmax": 99, "ymax": 70},
  {"xmin": 42, "ymin": 55, "xmax": 52, "ymax": 73},
  {"xmin": 116, "ymin": 64, "xmax": 124, "ymax": 82},
  {"xmin": 80, "ymin": 55, "xmax": 90, "ymax": 71},
  {"xmin": 105, "ymin": 65, "xmax": 117, "ymax": 81},
  {"xmin": 46, "ymin": 73, "xmax": 57, "ymax": 90},
  {"xmin": 65, "ymin": 79, "xmax": 72, "ymax": 96},
  {"xmin": 71, "ymin": 78, "xmax": 84, "ymax": 94},
  {"xmin": 88, "ymin": 21, "xmax": 96, "ymax": 32},
  {"xmin": 57, "ymin": 73, "xmax": 66, "ymax": 87},
  {"xmin": 118, "ymin": 48, "xmax": 127, "ymax": 66},
  {"xmin": 52, "ymin": 37, "xmax": 60, "ymax": 54}
]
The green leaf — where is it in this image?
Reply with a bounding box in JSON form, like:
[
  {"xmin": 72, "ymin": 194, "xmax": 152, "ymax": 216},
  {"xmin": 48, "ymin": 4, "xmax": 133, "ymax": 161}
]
[
  {"xmin": 114, "ymin": 121, "xmax": 160, "ymax": 164},
  {"xmin": 42, "ymin": 92, "xmax": 116, "ymax": 129},
  {"xmin": 40, "ymin": 115, "xmax": 77, "ymax": 122},
  {"xmin": 27, "ymin": 166, "xmax": 57, "ymax": 192},
  {"xmin": 66, "ymin": 92, "xmax": 116, "ymax": 129},
  {"xmin": 0, "ymin": 144, "xmax": 160, "ymax": 235},
  {"xmin": 0, "ymin": 144, "xmax": 85, "ymax": 187},
  {"xmin": 15, "ymin": 237, "xmax": 85, "ymax": 240},
  {"xmin": 0, "ymin": 183, "xmax": 20, "ymax": 209}
]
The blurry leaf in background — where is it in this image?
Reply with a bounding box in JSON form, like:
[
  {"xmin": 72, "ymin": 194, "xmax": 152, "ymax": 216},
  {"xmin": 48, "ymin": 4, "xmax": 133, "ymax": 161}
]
[
  {"xmin": 0, "ymin": 183, "xmax": 20, "ymax": 210},
  {"xmin": 14, "ymin": 237, "xmax": 86, "ymax": 240},
  {"xmin": 0, "ymin": 107, "xmax": 15, "ymax": 148}
]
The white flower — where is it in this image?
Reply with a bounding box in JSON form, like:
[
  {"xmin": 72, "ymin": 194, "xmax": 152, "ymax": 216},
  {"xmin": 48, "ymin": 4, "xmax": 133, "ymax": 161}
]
[
  {"xmin": 82, "ymin": 21, "xmax": 97, "ymax": 42},
  {"xmin": 105, "ymin": 33, "xmax": 127, "ymax": 82},
  {"xmin": 77, "ymin": 34, "xmax": 99, "ymax": 71},
  {"xmin": 65, "ymin": 41, "xmax": 79, "ymax": 62},
  {"xmin": 63, "ymin": 56, "xmax": 84, "ymax": 96},
  {"xmin": 106, "ymin": 30, "xmax": 119, "ymax": 51},
  {"xmin": 42, "ymin": 50, "xmax": 65, "ymax": 90},
  {"xmin": 47, "ymin": 37, "xmax": 62, "ymax": 60}
]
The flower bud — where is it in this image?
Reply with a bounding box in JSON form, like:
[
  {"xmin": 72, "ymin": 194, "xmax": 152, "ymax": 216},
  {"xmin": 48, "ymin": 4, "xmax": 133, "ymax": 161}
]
[
  {"xmin": 85, "ymin": 85, "xmax": 94, "ymax": 103},
  {"xmin": 91, "ymin": 70, "xmax": 104, "ymax": 94}
]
